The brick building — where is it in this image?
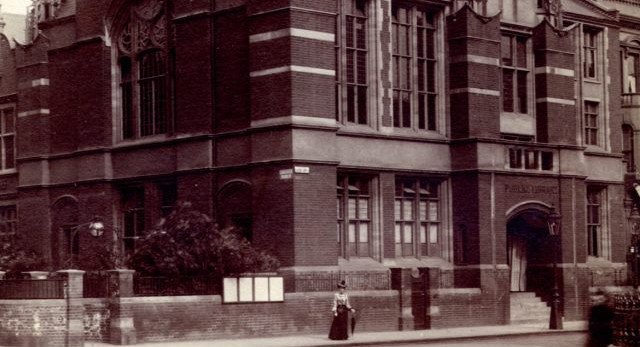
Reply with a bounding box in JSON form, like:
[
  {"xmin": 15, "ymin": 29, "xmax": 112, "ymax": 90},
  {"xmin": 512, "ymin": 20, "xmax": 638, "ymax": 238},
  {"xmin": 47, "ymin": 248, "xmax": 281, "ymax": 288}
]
[{"xmin": 0, "ymin": 0, "xmax": 638, "ymax": 329}]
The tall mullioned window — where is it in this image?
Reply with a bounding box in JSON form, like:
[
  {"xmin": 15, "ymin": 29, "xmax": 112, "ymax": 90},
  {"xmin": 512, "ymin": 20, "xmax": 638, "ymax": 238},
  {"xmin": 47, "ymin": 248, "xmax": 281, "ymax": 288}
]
[
  {"xmin": 501, "ymin": 34, "xmax": 529, "ymax": 114},
  {"xmin": 394, "ymin": 178, "xmax": 440, "ymax": 257},
  {"xmin": 337, "ymin": 175, "xmax": 371, "ymax": 257},
  {"xmin": 122, "ymin": 187, "xmax": 145, "ymax": 255},
  {"xmin": 336, "ymin": 0, "xmax": 369, "ymax": 125},
  {"xmin": 584, "ymin": 101, "xmax": 599, "ymax": 146},
  {"xmin": 116, "ymin": 0, "xmax": 173, "ymax": 140},
  {"xmin": 0, "ymin": 107, "xmax": 15, "ymax": 171},
  {"xmin": 0, "ymin": 205, "xmax": 16, "ymax": 240},
  {"xmin": 583, "ymin": 27, "xmax": 600, "ymax": 79},
  {"xmin": 587, "ymin": 186, "xmax": 605, "ymax": 257},
  {"xmin": 626, "ymin": 53, "xmax": 639, "ymax": 93},
  {"xmin": 392, "ymin": 3, "xmax": 438, "ymax": 130}
]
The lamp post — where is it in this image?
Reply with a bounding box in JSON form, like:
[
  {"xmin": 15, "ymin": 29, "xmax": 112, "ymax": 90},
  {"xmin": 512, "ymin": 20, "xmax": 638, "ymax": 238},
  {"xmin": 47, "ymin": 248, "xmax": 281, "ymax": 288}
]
[
  {"xmin": 628, "ymin": 207, "xmax": 640, "ymax": 288},
  {"xmin": 69, "ymin": 216, "xmax": 124, "ymax": 269},
  {"xmin": 547, "ymin": 206, "xmax": 563, "ymax": 330}
]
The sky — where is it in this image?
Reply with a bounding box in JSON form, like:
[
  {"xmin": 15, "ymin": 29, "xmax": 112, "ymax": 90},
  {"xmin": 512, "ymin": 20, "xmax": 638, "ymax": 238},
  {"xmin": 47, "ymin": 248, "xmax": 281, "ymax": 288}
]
[{"xmin": 2, "ymin": 0, "xmax": 31, "ymax": 15}]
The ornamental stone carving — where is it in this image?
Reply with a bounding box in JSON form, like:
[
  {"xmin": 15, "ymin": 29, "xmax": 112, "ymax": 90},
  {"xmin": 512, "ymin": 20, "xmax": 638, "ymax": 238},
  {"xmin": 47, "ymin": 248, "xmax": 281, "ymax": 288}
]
[{"xmin": 117, "ymin": 0, "xmax": 167, "ymax": 55}]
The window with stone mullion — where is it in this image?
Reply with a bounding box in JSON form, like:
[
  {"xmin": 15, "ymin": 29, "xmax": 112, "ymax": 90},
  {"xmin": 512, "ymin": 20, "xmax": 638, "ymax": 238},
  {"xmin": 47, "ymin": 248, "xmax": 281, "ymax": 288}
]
[
  {"xmin": 116, "ymin": 0, "xmax": 172, "ymax": 140},
  {"xmin": 139, "ymin": 50, "xmax": 167, "ymax": 137},
  {"xmin": 392, "ymin": 4, "xmax": 438, "ymax": 130},
  {"xmin": 0, "ymin": 107, "xmax": 15, "ymax": 171},
  {"xmin": 341, "ymin": 0, "xmax": 368, "ymax": 125},
  {"xmin": 586, "ymin": 187, "xmax": 602, "ymax": 257},
  {"xmin": 337, "ymin": 175, "xmax": 371, "ymax": 258},
  {"xmin": 0, "ymin": 205, "xmax": 16, "ymax": 240},
  {"xmin": 583, "ymin": 27, "xmax": 598, "ymax": 79},
  {"xmin": 501, "ymin": 34, "xmax": 528, "ymax": 114},
  {"xmin": 625, "ymin": 53, "xmax": 639, "ymax": 93},
  {"xmin": 584, "ymin": 101, "xmax": 599, "ymax": 146},
  {"xmin": 416, "ymin": 9, "xmax": 437, "ymax": 130},
  {"xmin": 392, "ymin": 4, "xmax": 412, "ymax": 128}
]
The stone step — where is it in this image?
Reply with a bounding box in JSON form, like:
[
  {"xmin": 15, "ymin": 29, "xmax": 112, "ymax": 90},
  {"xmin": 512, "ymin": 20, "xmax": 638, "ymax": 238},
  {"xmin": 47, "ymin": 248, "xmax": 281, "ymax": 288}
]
[{"xmin": 510, "ymin": 292, "xmax": 550, "ymax": 325}]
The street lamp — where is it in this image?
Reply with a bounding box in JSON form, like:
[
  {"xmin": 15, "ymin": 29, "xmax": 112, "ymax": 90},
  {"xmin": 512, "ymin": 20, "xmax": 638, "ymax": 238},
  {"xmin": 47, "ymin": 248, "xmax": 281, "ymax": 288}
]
[
  {"xmin": 547, "ymin": 206, "xmax": 563, "ymax": 330},
  {"xmin": 69, "ymin": 216, "xmax": 124, "ymax": 268}
]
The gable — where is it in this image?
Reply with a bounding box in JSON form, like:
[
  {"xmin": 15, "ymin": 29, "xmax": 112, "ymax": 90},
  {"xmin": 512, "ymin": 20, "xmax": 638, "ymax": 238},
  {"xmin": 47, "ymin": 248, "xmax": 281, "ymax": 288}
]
[{"xmin": 562, "ymin": 0, "xmax": 619, "ymax": 22}]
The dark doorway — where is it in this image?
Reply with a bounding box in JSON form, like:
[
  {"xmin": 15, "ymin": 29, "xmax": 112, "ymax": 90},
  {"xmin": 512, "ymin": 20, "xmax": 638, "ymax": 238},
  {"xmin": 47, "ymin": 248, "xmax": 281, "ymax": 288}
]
[{"xmin": 507, "ymin": 209, "xmax": 552, "ymax": 292}]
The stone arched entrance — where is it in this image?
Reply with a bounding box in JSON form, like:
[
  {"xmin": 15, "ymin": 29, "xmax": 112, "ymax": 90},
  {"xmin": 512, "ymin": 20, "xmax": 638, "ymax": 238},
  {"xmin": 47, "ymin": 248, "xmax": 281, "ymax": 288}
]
[{"xmin": 506, "ymin": 203, "xmax": 555, "ymax": 293}]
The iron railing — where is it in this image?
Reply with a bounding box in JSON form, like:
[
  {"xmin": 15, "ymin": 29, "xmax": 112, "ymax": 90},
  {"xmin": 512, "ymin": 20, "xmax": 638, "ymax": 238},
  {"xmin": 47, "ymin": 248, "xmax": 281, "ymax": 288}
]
[
  {"xmin": 83, "ymin": 272, "xmax": 110, "ymax": 298},
  {"xmin": 134, "ymin": 275, "xmax": 221, "ymax": 296},
  {"xmin": 0, "ymin": 279, "xmax": 65, "ymax": 299},
  {"xmin": 294, "ymin": 272, "xmax": 390, "ymax": 292},
  {"xmin": 614, "ymin": 292, "xmax": 640, "ymax": 346}
]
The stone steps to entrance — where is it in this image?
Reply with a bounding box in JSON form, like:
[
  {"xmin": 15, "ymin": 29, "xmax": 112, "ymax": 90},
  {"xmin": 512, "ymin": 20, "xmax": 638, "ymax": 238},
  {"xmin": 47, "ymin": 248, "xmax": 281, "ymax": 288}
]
[{"xmin": 510, "ymin": 292, "xmax": 550, "ymax": 325}]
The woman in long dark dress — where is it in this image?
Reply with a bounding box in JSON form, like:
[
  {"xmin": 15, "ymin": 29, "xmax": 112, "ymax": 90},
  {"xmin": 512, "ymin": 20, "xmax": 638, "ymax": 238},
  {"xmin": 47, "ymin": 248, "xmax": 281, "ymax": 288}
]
[{"xmin": 329, "ymin": 280, "xmax": 355, "ymax": 340}]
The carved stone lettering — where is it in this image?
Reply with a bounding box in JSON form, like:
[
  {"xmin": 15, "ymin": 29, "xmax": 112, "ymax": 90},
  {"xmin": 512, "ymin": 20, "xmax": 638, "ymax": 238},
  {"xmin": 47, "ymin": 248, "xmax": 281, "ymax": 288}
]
[{"xmin": 504, "ymin": 184, "xmax": 558, "ymax": 195}]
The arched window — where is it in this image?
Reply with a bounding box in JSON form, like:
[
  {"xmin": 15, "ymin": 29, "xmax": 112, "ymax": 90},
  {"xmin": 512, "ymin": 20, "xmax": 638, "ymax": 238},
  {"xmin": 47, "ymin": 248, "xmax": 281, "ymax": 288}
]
[
  {"xmin": 115, "ymin": 0, "xmax": 173, "ymax": 140},
  {"xmin": 624, "ymin": 124, "xmax": 635, "ymax": 173}
]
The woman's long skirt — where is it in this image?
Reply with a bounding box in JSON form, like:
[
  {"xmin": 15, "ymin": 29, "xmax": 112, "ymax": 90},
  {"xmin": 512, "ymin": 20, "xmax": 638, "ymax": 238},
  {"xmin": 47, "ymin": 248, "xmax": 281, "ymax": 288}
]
[{"xmin": 328, "ymin": 305, "xmax": 349, "ymax": 340}]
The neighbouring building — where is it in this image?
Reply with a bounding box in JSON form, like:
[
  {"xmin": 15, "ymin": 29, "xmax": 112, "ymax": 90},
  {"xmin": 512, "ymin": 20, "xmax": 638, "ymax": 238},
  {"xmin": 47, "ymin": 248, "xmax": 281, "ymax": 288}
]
[{"xmin": 0, "ymin": 0, "xmax": 639, "ymax": 334}]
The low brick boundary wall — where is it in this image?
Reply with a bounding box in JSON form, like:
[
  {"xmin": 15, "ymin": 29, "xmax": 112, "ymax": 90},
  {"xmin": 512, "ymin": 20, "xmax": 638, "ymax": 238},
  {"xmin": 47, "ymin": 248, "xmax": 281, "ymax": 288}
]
[
  {"xmin": 0, "ymin": 299, "xmax": 68, "ymax": 347},
  {"xmin": 126, "ymin": 290, "xmax": 398, "ymax": 342}
]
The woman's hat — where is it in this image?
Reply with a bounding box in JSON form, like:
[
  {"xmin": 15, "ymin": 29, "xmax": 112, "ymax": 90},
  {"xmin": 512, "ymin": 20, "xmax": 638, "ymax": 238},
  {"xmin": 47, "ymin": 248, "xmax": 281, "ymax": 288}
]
[{"xmin": 337, "ymin": 280, "xmax": 347, "ymax": 288}]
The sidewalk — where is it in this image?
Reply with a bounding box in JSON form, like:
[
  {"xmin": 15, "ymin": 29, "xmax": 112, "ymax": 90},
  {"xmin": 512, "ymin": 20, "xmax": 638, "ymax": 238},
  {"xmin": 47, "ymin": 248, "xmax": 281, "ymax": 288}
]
[{"xmin": 85, "ymin": 321, "xmax": 587, "ymax": 347}]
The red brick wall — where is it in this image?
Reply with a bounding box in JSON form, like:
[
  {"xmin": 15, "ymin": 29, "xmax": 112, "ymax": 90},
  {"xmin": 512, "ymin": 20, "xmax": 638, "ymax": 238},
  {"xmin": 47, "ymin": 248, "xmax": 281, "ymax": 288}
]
[
  {"xmin": 214, "ymin": 8, "xmax": 250, "ymax": 132},
  {"xmin": 252, "ymin": 164, "xmax": 295, "ymax": 265},
  {"xmin": 293, "ymin": 164, "xmax": 337, "ymax": 266},
  {"xmin": 607, "ymin": 26, "xmax": 622, "ymax": 154},
  {"xmin": 451, "ymin": 172, "xmax": 480, "ymax": 265},
  {"xmin": 175, "ymin": 15, "xmax": 215, "ymax": 134},
  {"xmin": 0, "ymin": 299, "xmax": 68, "ymax": 347},
  {"xmin": 127, "ymin": 291, "xmax": 397, "ymax": 342},
  {"xmin": 447, "ymin": 6, "xmax": 501, "ymax": 139}
]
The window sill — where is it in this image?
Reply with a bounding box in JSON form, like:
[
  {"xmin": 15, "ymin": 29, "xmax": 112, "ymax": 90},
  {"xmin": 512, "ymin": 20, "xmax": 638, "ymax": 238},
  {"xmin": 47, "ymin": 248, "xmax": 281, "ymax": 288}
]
[
  {"xmin": 0, "ymin": 169, "xmax": 17, "ymax": 176},
  {"xmin": 584, "ymin": 145, "xmax": 607, "ymax": 154},
  {"xmin": 114, "ymin": 134, "xmax": 171, "ymax": 148},
  {"xmin": 584, "ymin": 78, "xmax": 601, "ymax": 85},
  {"xmin": 337, "ymin": 125, "xmax": 447, "ymax": 142}
]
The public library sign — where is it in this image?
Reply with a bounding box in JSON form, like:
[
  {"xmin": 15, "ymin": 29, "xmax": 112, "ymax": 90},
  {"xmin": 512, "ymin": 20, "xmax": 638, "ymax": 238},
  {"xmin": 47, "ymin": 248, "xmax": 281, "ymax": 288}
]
[{"xmin": 504, "ymin": 184, "xmax": 558, "ymax": 195}]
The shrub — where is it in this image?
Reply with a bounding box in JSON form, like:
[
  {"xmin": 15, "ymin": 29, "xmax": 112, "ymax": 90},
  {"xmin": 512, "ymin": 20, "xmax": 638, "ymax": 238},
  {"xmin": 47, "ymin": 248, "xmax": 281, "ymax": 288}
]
[{"xmin": 127, "ymin": 202, "xmax": 279, "ymax": 278}]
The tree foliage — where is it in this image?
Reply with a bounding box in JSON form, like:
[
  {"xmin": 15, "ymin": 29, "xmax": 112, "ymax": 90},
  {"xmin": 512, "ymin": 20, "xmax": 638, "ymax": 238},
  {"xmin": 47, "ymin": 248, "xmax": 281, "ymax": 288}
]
[
  {"xmin": 0, "ymin": 237, "xmax": 47, "ymax": 276},
  {"xmin": 127, "ymin": 202, "xmax": 279, "ymax": 278}
]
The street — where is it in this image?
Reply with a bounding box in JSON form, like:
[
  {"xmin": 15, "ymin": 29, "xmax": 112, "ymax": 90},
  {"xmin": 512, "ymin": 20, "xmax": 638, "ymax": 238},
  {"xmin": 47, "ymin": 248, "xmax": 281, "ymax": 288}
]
[{"xmin": 373, "ymin": 332, "xmax": 587, "ymax": 346}]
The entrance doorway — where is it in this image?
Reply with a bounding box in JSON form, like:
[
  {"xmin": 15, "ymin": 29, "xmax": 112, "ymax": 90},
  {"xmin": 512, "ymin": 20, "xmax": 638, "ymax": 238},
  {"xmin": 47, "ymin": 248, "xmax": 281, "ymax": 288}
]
[{"xmin": 507, "ymin": 209, "xmax": 552, "ymax": 292}]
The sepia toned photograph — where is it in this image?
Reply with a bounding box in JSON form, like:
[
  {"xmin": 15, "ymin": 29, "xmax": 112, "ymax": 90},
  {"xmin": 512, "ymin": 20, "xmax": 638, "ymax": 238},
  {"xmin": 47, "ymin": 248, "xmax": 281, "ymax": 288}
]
[{"xmin": 0, "ymin": 0, "xmax": 637, "ymax": 346}]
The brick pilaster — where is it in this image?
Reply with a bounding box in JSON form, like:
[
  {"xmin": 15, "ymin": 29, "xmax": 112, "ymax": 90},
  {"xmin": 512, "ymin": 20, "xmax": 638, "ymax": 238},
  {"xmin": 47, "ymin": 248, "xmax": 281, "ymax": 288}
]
[
  {"xmin": 533, "ymin": 21, "xmax": 576, "ymax": 144},
  {"xmin": 108, "ymin": 269, "xmax": 136, "ymax": 345},
  {"xmin": 247, "ymin": 0, "xmax": 336, "ymax": 123},
  {"xmin": 447, "ymin": 6, "xmax": 501, "ymax": 139},
  {"xmin": 390, "ymin": 268, "xmax": 414, "ymax": 330},
  {"xmin": 57, "ymin": 269, "xmax": 85, "ymax": 347}
]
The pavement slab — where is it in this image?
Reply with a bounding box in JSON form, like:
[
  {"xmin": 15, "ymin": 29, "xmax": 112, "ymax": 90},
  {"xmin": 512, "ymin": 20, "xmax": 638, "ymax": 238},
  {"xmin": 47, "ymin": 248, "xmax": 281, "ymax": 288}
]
[{"xmin": 84, "ymin": 321, "xmax": 587, "ymax": 347}]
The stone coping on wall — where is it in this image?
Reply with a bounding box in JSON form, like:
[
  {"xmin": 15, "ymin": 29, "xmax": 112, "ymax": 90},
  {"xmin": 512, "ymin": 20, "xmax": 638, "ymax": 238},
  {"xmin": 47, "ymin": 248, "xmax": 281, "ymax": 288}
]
[
  {"xmin": 434, "ymin": 287, "xmax": 482, "ymax": 296},
  {"xmin": 116, "ymin": 289, "xmax": 399, "ymax": 304},
  {"xmin": 0, "ymin": 299, "xmax": 67, "ymax": 305}
]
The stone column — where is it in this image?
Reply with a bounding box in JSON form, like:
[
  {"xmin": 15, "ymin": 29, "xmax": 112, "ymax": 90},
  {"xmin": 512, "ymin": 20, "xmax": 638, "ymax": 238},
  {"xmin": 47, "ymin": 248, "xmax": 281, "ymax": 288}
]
[
  {"xmin": 57, "ymin": 269, "xmax": 85, "ymax": 347},
  {"xmin": 108, "ymin": 269, "xmax": 136, "ymax": 345}
]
